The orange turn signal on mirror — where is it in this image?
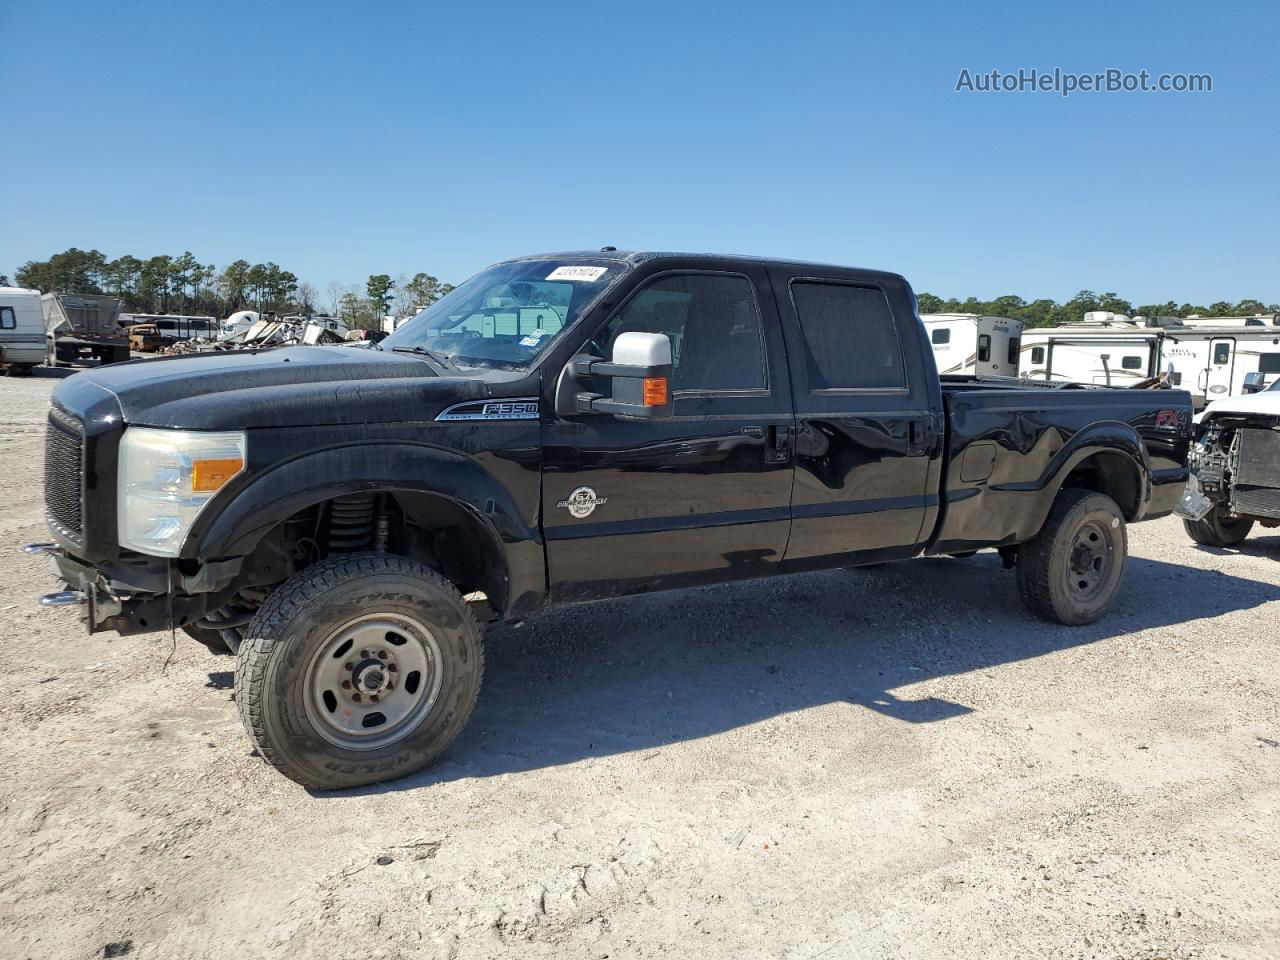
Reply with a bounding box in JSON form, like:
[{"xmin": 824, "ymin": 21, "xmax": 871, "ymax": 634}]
[
  {"xmin": 192, "ymin": 457, "xmax": 244, "ymax": 492},
  {"xmin": 643, "ymin": 376, "xmax": 669, "ymax": 406}
]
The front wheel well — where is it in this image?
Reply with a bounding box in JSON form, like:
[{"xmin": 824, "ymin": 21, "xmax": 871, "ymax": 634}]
[
  {"xmin": 222, "ymin": 489, "xmax": 510, "ymax": 620},
  {"xmin": 1060, "ymin": 451, "xmax": 1143, "ymax": 520}
]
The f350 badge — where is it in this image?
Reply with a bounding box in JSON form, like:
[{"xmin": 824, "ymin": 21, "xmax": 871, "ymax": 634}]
[{"xmin": 557, "ymin": 486, "xmax": 607, "ymax": 519}]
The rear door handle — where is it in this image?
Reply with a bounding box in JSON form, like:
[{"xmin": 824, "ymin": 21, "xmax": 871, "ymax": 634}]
[
  {"xmin": 765, "ymin": 424, "xmax": 792, "ymax": 463},
  {"xmin": 907, "ymin": 419, "xmax": 926, "ymax": 455}
]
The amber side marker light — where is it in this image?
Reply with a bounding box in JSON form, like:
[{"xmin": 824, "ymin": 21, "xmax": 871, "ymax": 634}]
[
  {"xmin": 192, "ymin": 457, "xmax": 244, "ymax": 492},
  {"xmin": 643, "ymin": 376, "xmax": 669, "ymax": 406}
]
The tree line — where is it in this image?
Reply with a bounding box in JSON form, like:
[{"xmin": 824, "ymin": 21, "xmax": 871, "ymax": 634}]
[
  {"xmin": 11, "ymin": 247, "xmax": 1275, "ymax": 331},
  {"xmin": 12, "ymin": 248, "xmax": 454, "ymax": 331}
]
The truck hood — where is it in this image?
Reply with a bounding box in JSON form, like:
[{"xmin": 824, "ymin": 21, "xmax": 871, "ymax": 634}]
[
  {"xmin": 1197, "ymin": 390, "xmax": 1280, "ymax": 422},
  {"xmin": 55, "ymin": 345, "xmax": 489, "ymax": 429}
]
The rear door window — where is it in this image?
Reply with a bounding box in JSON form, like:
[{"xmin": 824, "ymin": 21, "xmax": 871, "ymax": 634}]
[
  {"xmin": 789, "ymin": 281, "xmax": 904, "ymax": 390},
  {"xmin": 977, "ymin": 334, "xmax": 991, "ymax": 363}
]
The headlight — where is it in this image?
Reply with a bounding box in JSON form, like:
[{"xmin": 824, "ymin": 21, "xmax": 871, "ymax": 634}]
[{"xmin": 117, "ymin": 427, "xmax": 246, "ymax": 557}]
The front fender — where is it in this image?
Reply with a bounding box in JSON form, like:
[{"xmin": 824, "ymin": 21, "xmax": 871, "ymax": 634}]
[{"xmin": 185, "ymin": 442, "xmax": 546, "ymax": 616}]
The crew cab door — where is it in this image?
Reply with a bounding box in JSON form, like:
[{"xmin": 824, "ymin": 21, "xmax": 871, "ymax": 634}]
[
  {"xmin": 541, "ymin": 263, "xmax": 794, "ymax": 600},
  {"xmin": 768, "ymin": 267, "xmax": 942, "ymax": 569}
]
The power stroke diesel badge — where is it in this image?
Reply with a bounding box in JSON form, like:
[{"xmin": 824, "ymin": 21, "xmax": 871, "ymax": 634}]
[{"xmin": 556, "ymin": 486, "xmax": 607, "ymax": 519}]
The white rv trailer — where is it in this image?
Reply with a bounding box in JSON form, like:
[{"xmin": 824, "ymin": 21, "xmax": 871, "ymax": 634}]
[
  {"xmin": 920, "ymin": 314, "xmax": 1024, "ymax": 377},
  {"xmin": 0, "ymin": 287, "xmax": 48, "ymax": 374},
  {"xmin": 1020, "ymin": 312, "xmax": 1280, "ymax": 409}
]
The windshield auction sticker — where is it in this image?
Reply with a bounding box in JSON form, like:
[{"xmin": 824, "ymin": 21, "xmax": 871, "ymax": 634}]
[{"xmin": 546, "ymin": 266, "xmax": 608, "ymax": 282}]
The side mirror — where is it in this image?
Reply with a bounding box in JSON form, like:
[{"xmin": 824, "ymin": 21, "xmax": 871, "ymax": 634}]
[
  {"xmin": 1242, "ymin": 372, "xmax": 1266, "ymax": 395},
  {"xmin": 558, "ymin": 332, "xmax": 674, "ymax": 419}
]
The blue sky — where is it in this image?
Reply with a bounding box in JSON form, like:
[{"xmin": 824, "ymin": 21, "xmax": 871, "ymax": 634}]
[{"xmin": 3, "ymin": 0, "xmax": 1276, "ymax": 305}]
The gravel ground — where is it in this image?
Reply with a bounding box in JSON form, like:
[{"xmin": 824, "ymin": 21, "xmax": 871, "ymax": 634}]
[{"xmin": 1, "ymin": 372, "xmax": 1278, "ymax": 960}]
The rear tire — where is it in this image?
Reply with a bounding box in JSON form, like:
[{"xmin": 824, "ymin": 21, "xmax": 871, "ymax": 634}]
[
  {"xmin": 1016, "ymin": 489, "xmax": 1127, "ymax": 625},
  {"xmin": 236, "ymin": 553, "xmax": 484, "ymax": 790},
  {"xmin": 1183, "ymin": 508, "xmax": 1253, "ymax": 548}
]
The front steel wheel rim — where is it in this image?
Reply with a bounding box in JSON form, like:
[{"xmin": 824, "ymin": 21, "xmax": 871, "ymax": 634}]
[
  {"xmin": 303, "ymin": 612, "xmax": 444, "ymax": 751},
  {"xmin": 1065, "ymin": 519, "xmax": 1112, "ymax": 602}
]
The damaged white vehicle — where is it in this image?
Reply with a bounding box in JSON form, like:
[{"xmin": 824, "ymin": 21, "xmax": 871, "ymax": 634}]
[{"xmin": 1178, "ymin": 372, "xmax": 1280, "ymax": 546}]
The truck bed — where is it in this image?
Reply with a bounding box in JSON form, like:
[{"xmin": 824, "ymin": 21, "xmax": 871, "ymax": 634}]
[{"xmin": 927, "ymin": 377, "xmax": 1193, "ymax": 554}]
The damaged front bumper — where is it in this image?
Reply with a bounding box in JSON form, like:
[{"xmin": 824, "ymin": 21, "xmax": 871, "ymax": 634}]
[
  {"xmin": 26, "ymin": 543, "xmax": 224, "ymax": 636},
  {"xmin": 1175, "ymin": 474, "xmax": 1214, "ymax": 521}
]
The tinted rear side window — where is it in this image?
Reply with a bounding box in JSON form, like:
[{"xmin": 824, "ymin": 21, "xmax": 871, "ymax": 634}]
[
  {"xmin": 790, "ymin": 282, "xmax": 904, "ymax": 389},
  {"xmin": 931, "ymin": 327, "xmax": 950, "ymax": 345}
]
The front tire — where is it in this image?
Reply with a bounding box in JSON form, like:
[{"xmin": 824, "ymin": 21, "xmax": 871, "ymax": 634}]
[
  {"xmin": 1183, "ymin": 508, "xmax": 1253, "ymax": 548},
  {"xmin": 236, "ymin": 553, "xmax": 484, "ymax": 790},
  {"xmin": 1016, "ymin": 489, "xmax": 1127, "ymax": 625}
]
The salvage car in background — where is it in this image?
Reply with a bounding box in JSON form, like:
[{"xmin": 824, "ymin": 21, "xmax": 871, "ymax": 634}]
[
  {"xmin": 43, "ymin": 292, "xmax": 130, "ymax": 367},
  {"xmin": 1178, "ymin": 372, "xmax": 1280, "ymax": 545}
]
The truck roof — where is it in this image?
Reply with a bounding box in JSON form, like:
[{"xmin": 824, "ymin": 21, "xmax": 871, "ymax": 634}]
[{"xmin": 507, "ymin": 250, "xmax": 908, "ymax": 284}]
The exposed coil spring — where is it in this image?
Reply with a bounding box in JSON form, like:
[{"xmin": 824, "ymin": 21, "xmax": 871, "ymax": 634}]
[{"xmin": 326, "ymin": 493, "xmax": 378, "ymax": 553}]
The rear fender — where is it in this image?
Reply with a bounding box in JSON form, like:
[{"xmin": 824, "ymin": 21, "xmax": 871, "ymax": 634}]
[{"xmin": 1021, "ymin": 422, "xmax": 1150, "ymax": 529}]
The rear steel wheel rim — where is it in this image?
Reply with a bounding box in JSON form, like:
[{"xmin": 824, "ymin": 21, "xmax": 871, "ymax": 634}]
[
  {"xmin": 303, "ymin": 612, "xmax": 444, "ymax": 751},
  {"xmin": 1066, "ymin": 519, "xmax": 1112, "ymax": 602}
]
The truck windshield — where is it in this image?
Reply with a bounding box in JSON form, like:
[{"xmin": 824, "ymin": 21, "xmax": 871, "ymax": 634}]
[{"xmin": 383, "ymin": 259, "xmax": 626, "ymax": 370}]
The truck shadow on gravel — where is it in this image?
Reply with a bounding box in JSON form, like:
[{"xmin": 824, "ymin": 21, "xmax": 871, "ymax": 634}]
[
  {"xmin": 333, "ymin": 553, "xmax": 1280, "ymax": 796},
  {"xmin": 1190, "ymin": 532, "xmax": 1280, "ymax": 562}
]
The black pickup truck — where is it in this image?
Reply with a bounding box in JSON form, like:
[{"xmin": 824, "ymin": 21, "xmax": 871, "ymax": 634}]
[{"xmin": 32, "ymin": 251, "xmax": 1193, "ymax": 788}]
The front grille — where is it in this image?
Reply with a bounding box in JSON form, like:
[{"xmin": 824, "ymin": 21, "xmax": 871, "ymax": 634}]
[
  {"xmin": 1232, "ymin": 486, "xmax": 1280, "ymax": 521},
  {"xmin": 45, "ymin": 407, "xmax": 84, "ymax": 536}
]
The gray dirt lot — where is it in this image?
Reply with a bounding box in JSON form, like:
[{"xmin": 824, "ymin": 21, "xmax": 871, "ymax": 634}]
[{"xmin": 0, "ymin": 373, "xmax": 1278, "ymax": 960}]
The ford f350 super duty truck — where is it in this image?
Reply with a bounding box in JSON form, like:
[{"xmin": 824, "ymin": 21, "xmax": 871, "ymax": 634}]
[{"xmin": 31, "ymin": 251, "xmax": 1193, "ymax": 789}]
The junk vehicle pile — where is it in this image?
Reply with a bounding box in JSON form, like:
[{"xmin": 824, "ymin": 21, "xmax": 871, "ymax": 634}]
[
  {"xmin": 29, "ymin": 249, "xmax": 1193, "ymax": 790},
  {"xmin": 164, "ymin": 314, "xmax": 352, "ymax": 355}
]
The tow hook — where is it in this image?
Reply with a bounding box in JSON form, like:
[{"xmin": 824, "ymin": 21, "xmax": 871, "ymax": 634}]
[
  {"xmin": 40, "ymin": 590, "xmax": 86, "ymax": 607},
  {"xmin": 23, "ymin": 543, "xmax": 60, "ymax": 556}
]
